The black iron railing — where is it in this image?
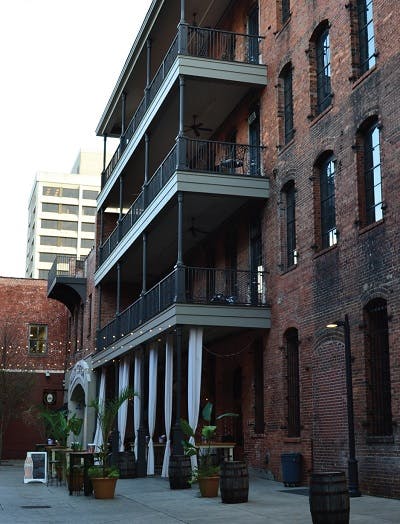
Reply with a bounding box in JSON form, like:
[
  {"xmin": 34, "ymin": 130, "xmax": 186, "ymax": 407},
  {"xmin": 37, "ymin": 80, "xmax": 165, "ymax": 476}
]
[
  {"xmin": 97, "ymin": 266, "xmax": 267, "ymax": 351},
  {"xmin": 101, "ymin": 26, "xmax": 264, "ymax": 188},
  {"xmin": 47, "ymin": 256, "xmax": 84, "ymax": 292},
  {"xmin": 98, "ymin": 138, "xmax": 265, "ymax": 267}
]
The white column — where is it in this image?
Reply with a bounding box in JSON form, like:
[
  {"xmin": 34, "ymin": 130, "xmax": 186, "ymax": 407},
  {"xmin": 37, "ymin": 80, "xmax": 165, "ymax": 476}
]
[{"xmin": 162, "ymin": 335, "xmax": 173, "ymax": 477}]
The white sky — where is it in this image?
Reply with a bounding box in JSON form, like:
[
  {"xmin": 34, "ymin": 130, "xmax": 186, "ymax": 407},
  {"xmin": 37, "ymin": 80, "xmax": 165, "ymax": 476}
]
[{"xmin": 0, "ymin": 0, "xmax": 152, "ymax": 278}]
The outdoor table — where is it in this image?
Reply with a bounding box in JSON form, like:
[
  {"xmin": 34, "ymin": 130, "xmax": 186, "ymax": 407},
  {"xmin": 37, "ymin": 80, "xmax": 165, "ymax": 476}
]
[{"xmin": 68, "ymin": 451, "xmax": 94, "ymax": 496}]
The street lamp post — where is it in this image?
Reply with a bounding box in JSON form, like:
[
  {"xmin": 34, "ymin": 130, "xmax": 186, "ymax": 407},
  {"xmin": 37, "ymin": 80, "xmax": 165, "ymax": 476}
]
[{"xmin": 327, "ymin": 314, "xmax": 361, "ymax": 497}]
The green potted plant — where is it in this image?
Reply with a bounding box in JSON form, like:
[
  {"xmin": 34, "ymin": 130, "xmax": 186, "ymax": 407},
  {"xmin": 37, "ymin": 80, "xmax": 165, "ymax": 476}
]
[
  {"xmin": 181, "ymin": 402, "xmax": 237, "ymax": 498},
  {"xmin": 39, "ymin": 409, "xmax": 83, "ymax": 448},
  {"xmin": 88, "ymin": 387, "xmax": 135, "ymax": 499}
]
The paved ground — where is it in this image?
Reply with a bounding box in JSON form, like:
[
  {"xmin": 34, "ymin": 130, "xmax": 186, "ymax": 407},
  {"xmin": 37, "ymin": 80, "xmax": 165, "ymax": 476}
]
[{"xmin": 1, "ymin": 461, "xmax": 400, "ymax": 523}]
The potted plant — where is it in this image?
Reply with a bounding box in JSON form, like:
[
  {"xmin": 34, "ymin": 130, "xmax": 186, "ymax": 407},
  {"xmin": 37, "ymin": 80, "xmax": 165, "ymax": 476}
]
[
  {"xmin": 88, "ymin": 387, "xmax": 135, "ymax": 499},
  {"xmin": 181, "ymin": 402, "xmax": 237, "ymax": 498}
]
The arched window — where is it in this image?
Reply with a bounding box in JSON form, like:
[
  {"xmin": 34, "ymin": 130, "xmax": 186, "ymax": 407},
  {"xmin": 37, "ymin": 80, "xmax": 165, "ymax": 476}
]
[
  {"xmin": 281, "ymin": 180, "xmax": 296, "ymax": 268},
  {"xmin": 364, "ymin": 299, "xmax": 392, "ymax": 436},
  {"xmin": 285, "ymin": 328, "xmax": 300, "ymax": 437},
  {"xmin": 356, "ymin": 118, "xmax": 383, "ymax": 226},
  {"xmin": 309, "ymin": 22, "xmax": 332, "ymax": 117},
  {"xmin": 278, "ymin": 63, "xmax": 294, "ymax": 145},
  {"xmin": 317, "ymin": 154, "xmax": 337, "ymax": 249}
]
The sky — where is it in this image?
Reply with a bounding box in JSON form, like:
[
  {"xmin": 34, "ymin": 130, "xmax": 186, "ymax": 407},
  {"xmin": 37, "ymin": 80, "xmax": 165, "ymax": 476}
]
[{"xmin": 0, "ymin": 0, "xmax": 152, "ymax": 278}]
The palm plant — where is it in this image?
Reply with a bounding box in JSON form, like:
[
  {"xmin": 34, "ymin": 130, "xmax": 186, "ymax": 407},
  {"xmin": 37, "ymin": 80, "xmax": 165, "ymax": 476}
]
[
  {"xmin": 181, "ymin": 402, "xmax": 237, "ymax": 480},
  {"xmin": 88, "ymin": 387, "xmax": 135, "ymax": 478},
  {"xmin": 39, "ymin": 409, "xmax": 83, "ymax": 447}
]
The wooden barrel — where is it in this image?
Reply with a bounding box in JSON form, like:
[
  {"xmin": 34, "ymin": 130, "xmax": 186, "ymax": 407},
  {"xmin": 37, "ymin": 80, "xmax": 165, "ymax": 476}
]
[
  {"xmin": 168, "ymin": 454, "xmax": 192, "ymax": 489},
  {"xmin": 220, "ymin": 461, "xmax": 249, "ymax": 503},
  {"xmin": 309, "ymin": 471, "xmax": 350, "ymax": 524}
]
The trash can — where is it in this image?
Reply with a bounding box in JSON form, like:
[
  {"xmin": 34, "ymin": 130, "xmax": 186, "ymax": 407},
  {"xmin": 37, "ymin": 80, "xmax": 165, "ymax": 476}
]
[{"xmin": 281, "ymin": 453, "xmax": 302, "ymax": 487}]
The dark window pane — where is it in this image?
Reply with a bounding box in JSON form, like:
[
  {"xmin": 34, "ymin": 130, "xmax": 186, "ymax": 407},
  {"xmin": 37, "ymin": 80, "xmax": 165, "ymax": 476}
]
[
  {"xmin": 286, "ymin": 328, "xmax": 300, "ymax": 437},
  {"xmin": 316, "ymin": 28, "xmax": 331, "ymax": 113},
  {"xmin": 320, "ymin": 157, "xmax": 337, "ymax": 248},
  {"xmin": 365, "ymin": 299, "xmax": 392, "ymax": 436}
]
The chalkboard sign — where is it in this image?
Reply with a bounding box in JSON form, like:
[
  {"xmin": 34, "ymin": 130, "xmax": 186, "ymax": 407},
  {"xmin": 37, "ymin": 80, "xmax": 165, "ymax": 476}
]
[{"xmin": 24, "ymin": 452, "xmax": 47, "ymax": 484}]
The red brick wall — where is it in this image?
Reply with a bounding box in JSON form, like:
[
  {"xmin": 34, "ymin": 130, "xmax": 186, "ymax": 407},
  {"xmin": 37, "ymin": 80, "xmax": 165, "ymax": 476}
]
[
  {"xmin": 0, "ymin": 277, "xmax": 69, "ymax": 458},
  {"xmin": 256, "ymin": 0, "xmax": 400, "ymax": 497}
]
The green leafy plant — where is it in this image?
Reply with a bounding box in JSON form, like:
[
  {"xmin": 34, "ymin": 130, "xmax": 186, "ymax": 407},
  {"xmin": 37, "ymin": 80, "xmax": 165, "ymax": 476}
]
[
  {"xmin": 39, "ymin": 409, "xmax": 83, "ymax": 447},
  {"xmin": 181, "ymin": 402, "xmax": 237, "ymax": 480},
  {"xmin": 89, "ymin": 387, "xmax": 136, "ymax": 478}
]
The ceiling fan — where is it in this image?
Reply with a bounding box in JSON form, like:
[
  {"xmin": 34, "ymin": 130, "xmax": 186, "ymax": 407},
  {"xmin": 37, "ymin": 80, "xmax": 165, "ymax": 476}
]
[
  {"xmin": 188, "ymin": 217, "xmax": 209, "ymax": 237},
  {"xmin": 184, "ymin": 115, "xmax": 212, "ymax": 137}
]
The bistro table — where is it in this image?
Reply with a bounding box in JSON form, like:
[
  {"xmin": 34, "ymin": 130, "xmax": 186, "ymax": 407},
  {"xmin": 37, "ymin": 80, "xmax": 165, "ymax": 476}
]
[
  {"xmin": 196, "ymin": 442, "xmax": 236, "ymax": 462},
  {"xmin": 68, "ymin": 451, "xmax": 94, "ymax": 496}
]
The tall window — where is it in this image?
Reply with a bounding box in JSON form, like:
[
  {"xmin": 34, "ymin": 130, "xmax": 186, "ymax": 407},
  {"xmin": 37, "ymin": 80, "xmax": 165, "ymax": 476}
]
[
  {"xmin": 364, "ymin": 122, "xmax": 382, "ymax": 225},
  {"xmin": 320, "ymin": 156, "xmax": 337, "ymax": 249},
  {"xmin": 283, "ymin": 181, "xmax": 296, "ymax": 268},
  {"xmin": 253, "ymin": 338, "xmax": 265, "ymax": 433},
  {"xmin": 279, "ymin": 64, "xmax": 294, "ymax": 144},
  {"xmin": 248, "ymin": 5, "xmax": 259, "ymax": 63},
  {"xmin": 282, "ymin": 0, "xmax": 290, "ymax": 24},
  {"xmin": 316, "ymin": 27, "xmax": 331, "ymax": 113},
  {"xmin": 285, "ymin": 328, "xmax": 300, "ymax": 437},
  {"xmin": 364, "ymin": 299, "xmax": 392, "ymax": 436},
  {"xmin": 29, "ymin": 324, "xmax": 47, "ymax": 354},
  {"xmin": 357, "ymin": 0, "xmax": 376, "ymax": 74}
]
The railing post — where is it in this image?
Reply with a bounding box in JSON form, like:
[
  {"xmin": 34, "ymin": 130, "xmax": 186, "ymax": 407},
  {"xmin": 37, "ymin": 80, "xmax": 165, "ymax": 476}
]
[{"xmin": 178, "ymin": 23, "xmax": 188, "ymax": 55}]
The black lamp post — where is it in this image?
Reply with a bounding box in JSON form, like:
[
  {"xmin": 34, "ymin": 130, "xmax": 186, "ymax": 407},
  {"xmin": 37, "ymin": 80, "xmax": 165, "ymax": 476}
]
[{"xmin": 327, "ymin": 314, "xmax": 361, "ymax": 497}]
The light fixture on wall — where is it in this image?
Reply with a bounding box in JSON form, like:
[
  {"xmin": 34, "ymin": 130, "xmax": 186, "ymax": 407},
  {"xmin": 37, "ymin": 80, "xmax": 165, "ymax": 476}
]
[{"xmin": 45, "ymin": 371, "xmax": 50, "ymax": 378}]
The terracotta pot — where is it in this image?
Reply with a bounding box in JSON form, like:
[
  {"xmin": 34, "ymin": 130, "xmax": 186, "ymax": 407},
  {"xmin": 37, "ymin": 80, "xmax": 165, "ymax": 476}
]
[
  {"xmin": 91, "ymin": 477, "xmax": 118, "ymax": 499},
  {"xmin": 198, "ymin": 476, "xmax": 219, "ymax": 497}
]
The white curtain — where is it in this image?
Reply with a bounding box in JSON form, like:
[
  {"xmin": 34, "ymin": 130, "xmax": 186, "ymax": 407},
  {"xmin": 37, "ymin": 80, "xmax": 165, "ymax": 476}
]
[
  {"xmin": 133, "ymin": 352, "xmax": 141, "ymax": 460},
  {"xmin": 188, "ymin": 327, "xmax": 203, "ymax": 468},
  {"xmin": 147, "ymin": 343, "xmax": 158, "ymax": 475},
  {"xmin": 93, "ymin": 369, "xmax": 106, "ymax": 452},
  {"xmin": 161, "ymin": 335, "xmax": 173, "ymax": 477},
  {"xmin": 118, "ymin": 356, "xmax": 130, "ymax": 451}
]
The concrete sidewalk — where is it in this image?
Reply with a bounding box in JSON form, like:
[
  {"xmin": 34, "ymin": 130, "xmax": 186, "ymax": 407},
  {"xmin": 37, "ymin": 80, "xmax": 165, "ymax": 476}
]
[{"xmin": 1, "ymin": 461, "xmax": 399, "ymax": 523}]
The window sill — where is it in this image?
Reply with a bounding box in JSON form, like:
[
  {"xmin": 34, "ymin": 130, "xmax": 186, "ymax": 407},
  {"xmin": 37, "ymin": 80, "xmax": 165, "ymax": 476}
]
[
  {"xmin": 283, "ymin": 437, "xmax": 301, "ymax": 444},
  {"xmin": 309, "ymin": 104, "xmax": 333, "ymax": 127},
  {"xmin": 274, "ymin": 16, "xmax": 292, "ymax": 38},
  {"xmin": 278, "ymin": 138, "xmax": 295, "ymax": 156},
  {"xmin": 280, "ymin": 263, "xmax": 298, "ymax": 275},
  {"xmin": 366, "ymin": 435, "xmax": 394, "ymax": 445},
  {"xmin": 312, "ymin": 242, "xmax": 337, "ymax": 259},
  {"xmin": 351, "ymin": 65, "xmax": 377, "ymax": 90},
  {"xmin": 358, "ymin": 218, "xmax": 384, "ymax": 236}
]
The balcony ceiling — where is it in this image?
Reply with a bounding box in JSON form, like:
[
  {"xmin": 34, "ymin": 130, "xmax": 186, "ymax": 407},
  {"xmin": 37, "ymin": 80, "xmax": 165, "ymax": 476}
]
[
  {"xmin": 97, "ymin": 0, "xmax": 249, "ymax": 137},
  {"xmin": 101, "ymin": 192, "xmax": 262, "ymax": 290},
  {"xmin": 103, "ymin": 76, "xmax": 262, "ymax": 209}
]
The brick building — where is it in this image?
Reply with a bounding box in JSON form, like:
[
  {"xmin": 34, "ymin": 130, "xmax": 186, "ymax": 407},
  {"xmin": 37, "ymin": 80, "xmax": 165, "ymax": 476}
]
[
  {"xmin": 0, "ymin": 277, "xmax": 69, "ymax": 458},
  {"xmin": 49, "ymin": 0, "xmax": 399, "ymax": 497}
]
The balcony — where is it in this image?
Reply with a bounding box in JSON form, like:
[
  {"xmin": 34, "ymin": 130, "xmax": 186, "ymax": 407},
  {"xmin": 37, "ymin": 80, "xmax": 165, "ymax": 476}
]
[
  {"xmin": 101, "ymin": 24, "xmax": 266, "ymax": 189},
  {"xmin": 96, "ymin": 266, "xmax": 270, "ymax": 357},
  {"xmin": 97, "ymin": 137, "xmax": 268, "ymax": 272},
  {"xmin": 47, "ymin": 256, "xmax": 86, "ymax": 312}
]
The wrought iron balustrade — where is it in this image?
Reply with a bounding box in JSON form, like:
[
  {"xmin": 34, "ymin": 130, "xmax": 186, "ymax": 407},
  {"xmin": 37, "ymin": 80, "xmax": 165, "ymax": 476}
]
[
  {"xmin": 185, "ymin": 138, "xmax": 265, "ymax": 176},
  {"xmin": 98, "ymin": 138, "xmax": 265, "ymax": 267},
  {"xmin": 97, "ymin": 266, "xmax": 267, "ymax": 351},
  {"xmin": 186, "ymin": 25, "xmax": 262, "ymax": 64},
  {"xmin": 47, "ymin": 255, "xmax": 84, "ymax": 292},
  {"xmin": 101, "ymin": 26, "xmax": 264, "ymax": 188}
]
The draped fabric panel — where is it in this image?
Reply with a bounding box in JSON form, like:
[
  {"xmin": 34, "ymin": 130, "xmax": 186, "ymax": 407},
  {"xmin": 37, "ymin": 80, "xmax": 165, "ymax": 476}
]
[
  {"xmin": 147, "ymin": 344, "xmax": 158, "ymax": 475},
  {"xmin": 118, "ymin": 356, "xmax": 130, "ymax": 451},
  {"xmin": 133, "ymin": 352, "xmax": 141, "ymax": 460},
  {"xmin": 93, "ymin": 369, "xmax": 106, "ymax": 452},
  {"xmin": 162, "ymin": 335, "xmax": 173, "ymax": 477},
  {"xmin": 188, "ymin": 327, "xmax": 203, "ymax": 468}
]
